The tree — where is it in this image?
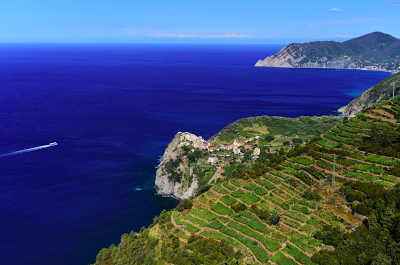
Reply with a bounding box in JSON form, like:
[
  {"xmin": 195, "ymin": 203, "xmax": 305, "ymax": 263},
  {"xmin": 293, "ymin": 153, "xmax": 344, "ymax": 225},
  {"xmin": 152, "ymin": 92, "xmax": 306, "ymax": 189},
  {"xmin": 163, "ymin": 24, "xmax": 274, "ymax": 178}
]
[
  {"xmin": 270, "ymin": 211, "xmax": 281, "ymax": 225},
  {"xmin": 371, "ymin": 253, "xmax": 392, "ymax": 265},
  {"xmin": 381, "ymin": 207, "xmax": 394, "ymax": 229},
  {"xmin": 358, "ymin": 252, "xmax": 370, "ymax": 265},
  {"xmin": 265, "ymin": 135, "xmax": 275, "ymax": 142},
  {"xmin": 368, "ymin": 212, "xmax": 379, "ymax": 230}
]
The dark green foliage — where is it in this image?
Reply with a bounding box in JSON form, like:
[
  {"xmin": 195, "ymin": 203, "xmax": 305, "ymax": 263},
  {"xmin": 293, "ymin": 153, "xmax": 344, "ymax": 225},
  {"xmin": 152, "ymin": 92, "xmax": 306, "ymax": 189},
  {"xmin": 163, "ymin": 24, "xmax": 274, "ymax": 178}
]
[
  {"xmin": 359, "ymin": 124, "xmax": 400, "ymax": 158},
  {"xmin": 164, "ymin": 157, "xmax": 183, "ymax": 182},
  {"xmin": 314, "ymin": 225, "xmax": 344, "ymax": 247},
  {"xmin": 302, "ymin": 189, "xmax": 321, "ymax": 201},
  {"xmin": 250, "ymin": 204, "xmax": 270, "ymax": 221},
  {"xmin": 195, "ymin": 184, "xmax": 212, "ymax": 197},
  {"xmin": 270, "ymin": 211, "xmax": 281, "ymax": 225},
  {"xmin": 95, "ymin": 226, "xmax": 243, "ymax": 265},
  {"xmin": 294, "ymin": 171, "xmax": 313, "ymax": 186},
  {"xmin": 312, "ymin": 182, "xmax": 400, "ymax": 265},
  {"xmin": 187, "ymin": 149, "xmax": 205, "ymax": 163},
  {"xmin": 183, "ymin": 199, "xmax": 193, "ymax": 210},
  {"xmin": 265, "ymin": 135, "xmax": 275, "ymax": 142},
  {"xmin": 386, "ymin": 162, "xmax": 400, "ymax": 177},
  {"xmin": 303, "ymin": 166, "xmax": 324, "ymax": 180},
  {"xmin": 231, "ymin": 203, "xmax": 247, "ymax": 213}
]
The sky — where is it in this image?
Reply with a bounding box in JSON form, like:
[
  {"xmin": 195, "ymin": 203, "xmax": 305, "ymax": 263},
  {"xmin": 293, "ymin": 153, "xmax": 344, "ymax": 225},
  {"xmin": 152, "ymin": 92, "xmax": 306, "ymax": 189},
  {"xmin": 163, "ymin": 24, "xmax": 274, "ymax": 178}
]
[{"xmin": 0, "ymin": 0, "xmax": 399, "ymax": 44}]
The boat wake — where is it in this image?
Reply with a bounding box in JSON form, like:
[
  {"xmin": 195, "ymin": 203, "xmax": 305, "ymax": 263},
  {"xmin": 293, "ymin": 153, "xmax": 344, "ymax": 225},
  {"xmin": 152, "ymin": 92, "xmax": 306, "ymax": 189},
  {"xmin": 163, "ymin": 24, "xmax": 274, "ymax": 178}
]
[{"xmin": 0, "ymin": 142, "xmax": 58, "ymax": 157}]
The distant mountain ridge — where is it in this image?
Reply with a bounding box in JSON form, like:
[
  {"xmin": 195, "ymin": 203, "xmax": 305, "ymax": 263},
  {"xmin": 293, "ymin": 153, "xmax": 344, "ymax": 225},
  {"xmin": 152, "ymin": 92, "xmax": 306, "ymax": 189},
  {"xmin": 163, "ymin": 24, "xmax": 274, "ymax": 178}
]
[{"xmin": 256, "ymin": 32, "xmax": 400, "ymax": 72}]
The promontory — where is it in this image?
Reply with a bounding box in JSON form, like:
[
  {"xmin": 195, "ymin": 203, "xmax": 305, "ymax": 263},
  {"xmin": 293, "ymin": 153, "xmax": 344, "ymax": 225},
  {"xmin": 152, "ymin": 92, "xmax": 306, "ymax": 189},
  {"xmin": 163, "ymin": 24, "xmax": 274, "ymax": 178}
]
[{"xmin": 255, "ymin": 32, "xmax": 400, "ymax": 73}]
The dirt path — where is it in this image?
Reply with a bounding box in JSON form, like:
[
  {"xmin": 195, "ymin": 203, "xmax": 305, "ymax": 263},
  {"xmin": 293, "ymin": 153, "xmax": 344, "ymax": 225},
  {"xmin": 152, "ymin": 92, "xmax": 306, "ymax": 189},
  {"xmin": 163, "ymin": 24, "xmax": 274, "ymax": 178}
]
[{"xmin": 208, "ymin": 165, "xmax": 223, "ymax": 184}]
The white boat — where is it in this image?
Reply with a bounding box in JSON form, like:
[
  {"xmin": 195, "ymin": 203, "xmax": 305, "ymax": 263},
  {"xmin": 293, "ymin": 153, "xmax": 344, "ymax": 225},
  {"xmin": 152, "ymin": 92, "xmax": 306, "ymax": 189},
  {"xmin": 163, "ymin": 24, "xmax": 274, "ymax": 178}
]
[{"xmin": 49, "ymin": 142, "xmax": 58, "ymax": 146}]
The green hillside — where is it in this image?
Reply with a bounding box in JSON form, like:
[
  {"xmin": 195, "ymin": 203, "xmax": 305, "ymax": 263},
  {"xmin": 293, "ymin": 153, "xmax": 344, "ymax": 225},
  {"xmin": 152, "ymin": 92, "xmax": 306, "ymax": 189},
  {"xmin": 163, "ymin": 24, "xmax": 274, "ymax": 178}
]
[
  {"xmin": 93, "ymin": 96, "xmax": 400, "ymax": 265},
  {"xmin": 339, "ymin": 72, "xmax": 400, "ymax": 117},
  {"xmin": 256, "ymin": 32, "xmax": 400, "ymax": 71},
  {"xmin": 296, "ymin": 32, "xmax": 400, "ymax": 68}
]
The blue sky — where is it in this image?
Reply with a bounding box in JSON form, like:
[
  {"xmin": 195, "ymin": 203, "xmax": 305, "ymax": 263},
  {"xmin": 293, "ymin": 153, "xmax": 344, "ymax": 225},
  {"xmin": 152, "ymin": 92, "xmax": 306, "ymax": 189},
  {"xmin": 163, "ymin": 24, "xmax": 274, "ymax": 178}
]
[{"xmin": 1, "ymin": 0, "xmax": 399, "ymax": 43}]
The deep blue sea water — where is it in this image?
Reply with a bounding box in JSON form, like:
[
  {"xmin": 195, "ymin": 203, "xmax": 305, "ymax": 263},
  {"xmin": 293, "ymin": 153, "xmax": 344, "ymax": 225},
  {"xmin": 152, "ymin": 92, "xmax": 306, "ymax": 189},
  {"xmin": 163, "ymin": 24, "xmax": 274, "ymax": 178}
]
[{"xmin": 0, "ymin": 44, "xmax": 391, "ymax": 265}]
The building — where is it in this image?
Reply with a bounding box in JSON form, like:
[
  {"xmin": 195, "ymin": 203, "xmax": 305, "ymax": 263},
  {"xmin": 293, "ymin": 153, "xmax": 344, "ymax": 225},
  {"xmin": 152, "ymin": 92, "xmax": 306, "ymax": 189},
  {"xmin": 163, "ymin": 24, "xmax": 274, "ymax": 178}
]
[{"xmin": 208, "ymin": 157, "xmax": 218, "ymax": 165}]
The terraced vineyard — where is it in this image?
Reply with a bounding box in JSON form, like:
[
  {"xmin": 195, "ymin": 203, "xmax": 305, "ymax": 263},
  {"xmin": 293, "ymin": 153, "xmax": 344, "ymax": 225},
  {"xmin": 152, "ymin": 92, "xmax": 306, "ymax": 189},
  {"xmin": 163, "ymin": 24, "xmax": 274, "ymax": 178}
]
[
  {"xmin": 94, "ymin": 95, "xmax": 400, "ymax": 265},
  {"xmin": 168, "ymin": 96, "xmax": 400, "ymax": 264}
]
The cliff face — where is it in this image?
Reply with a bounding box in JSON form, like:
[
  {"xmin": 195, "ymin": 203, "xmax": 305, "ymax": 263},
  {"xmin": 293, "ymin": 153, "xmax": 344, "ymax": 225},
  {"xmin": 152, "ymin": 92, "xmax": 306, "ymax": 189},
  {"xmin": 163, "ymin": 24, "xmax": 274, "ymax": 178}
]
[
  {"xmin": 255, "ymin": 32, "xmax": 400, "ymax": 72},
  {"xmin": 155, "ymin": 133, "xmax": 199, "ymax": 199},
  {"xmin": 255, "ymin": 43, "xmax": 356, "ymax": 69},
  {"xmin": 338, "ymin": 72, "xmax": 400, "ymax": 116}
]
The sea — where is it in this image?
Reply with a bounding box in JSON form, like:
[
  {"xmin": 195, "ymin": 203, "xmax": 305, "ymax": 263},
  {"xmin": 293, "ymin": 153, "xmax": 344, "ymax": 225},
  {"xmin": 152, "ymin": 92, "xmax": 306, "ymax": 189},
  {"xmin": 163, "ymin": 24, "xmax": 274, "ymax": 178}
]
[{"xmin": 0, "ymin": 43, "xmax": 391, "ymax": 265}]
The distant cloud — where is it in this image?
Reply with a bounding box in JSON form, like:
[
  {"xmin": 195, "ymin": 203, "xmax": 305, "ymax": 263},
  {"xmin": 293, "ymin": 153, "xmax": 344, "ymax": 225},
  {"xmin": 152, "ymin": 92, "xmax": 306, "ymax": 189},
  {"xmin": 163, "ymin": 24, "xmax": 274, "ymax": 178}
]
[
  {"xmin": 223, "ymin": 4, "xmax": 229, "ymax": 8},
  {"xmin": 119, "ymin": 28, "xmax": 250, "ymax": 38},
  {"xmin": 326, "ymin": 8, "xmax": 343, "ymax": 13},
  {"xmin": 388, "ymin": 3, "xmax": 400, "ymax": 7},
  {"xmin": 207, "ymin": 33, "xmax": 249, "ymax": 38}
]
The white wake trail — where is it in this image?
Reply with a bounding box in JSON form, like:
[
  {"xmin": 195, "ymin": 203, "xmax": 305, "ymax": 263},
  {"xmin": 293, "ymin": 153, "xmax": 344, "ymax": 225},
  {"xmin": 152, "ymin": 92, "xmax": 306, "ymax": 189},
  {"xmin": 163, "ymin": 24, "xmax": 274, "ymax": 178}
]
[{"xmin": 0, "ymin": 142, "xmax": 58, "ymax": 157}]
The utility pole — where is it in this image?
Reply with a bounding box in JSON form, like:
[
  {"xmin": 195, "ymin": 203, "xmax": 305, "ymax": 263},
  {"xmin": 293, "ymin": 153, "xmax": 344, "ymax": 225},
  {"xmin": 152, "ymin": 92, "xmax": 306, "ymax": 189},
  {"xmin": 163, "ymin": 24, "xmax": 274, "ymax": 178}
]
[
  {"xmin": 332, "ymin": 154, "xmax": 336, "ymax": 188},
  {"xmin": 394, "ymin": 82, "xmax": 396, "ymax": 98}
]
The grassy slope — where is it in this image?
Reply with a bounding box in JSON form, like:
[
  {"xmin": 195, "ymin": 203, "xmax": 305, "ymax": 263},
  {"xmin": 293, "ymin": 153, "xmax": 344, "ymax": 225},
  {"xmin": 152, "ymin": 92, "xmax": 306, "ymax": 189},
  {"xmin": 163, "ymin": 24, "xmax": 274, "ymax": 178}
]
[
  {"xmin": 209, "ymin": 115, "xmax": 342, "ymax": 146},
  {"xmin": 93, "ymin": 97, "xmax": 400, "ymax": 265}
]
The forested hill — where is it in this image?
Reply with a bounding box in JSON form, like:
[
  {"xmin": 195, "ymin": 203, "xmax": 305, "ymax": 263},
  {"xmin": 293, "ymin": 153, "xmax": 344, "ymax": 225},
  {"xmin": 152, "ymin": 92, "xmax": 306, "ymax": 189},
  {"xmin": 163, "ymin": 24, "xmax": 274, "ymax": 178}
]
[
  {"xmin": 339, "ymin": 72, "xmax": 400, "ymax": 117},
  {"xmin": 255, "ymin": 32, "xmax": 400, "ymax": 72},
  {"xmin": 93, "ymin": 95, "xmax": 400, "ymax": 264}
]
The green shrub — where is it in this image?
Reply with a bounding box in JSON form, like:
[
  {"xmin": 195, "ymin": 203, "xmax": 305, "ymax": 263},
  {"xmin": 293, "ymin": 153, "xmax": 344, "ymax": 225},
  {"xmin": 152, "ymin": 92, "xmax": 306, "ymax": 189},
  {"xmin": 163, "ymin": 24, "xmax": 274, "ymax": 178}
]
[
  {"xmin": 218, "ymin": 216, "xmax": 230, "ymax": 223},
  {"xmin": 231, "ymin": 189, "xmax": 245, "ymax": 198},
  {"xmin": 290, "ymin": 235, "xmax": 316, "ymax": 253},
  {"xmin": 211, "ymin": 202, "xmax": 235, "ymax": 217},
  {"xmin": 316, "ymin": 139, "xmax": 338, "ymax": 148},
  {"xmin": 220, "ymin": 227, "xmax": 269, "ymax": 263},
  {"xmin": 292, "ymin": 204, "xmax": 311, "ymax": 215},
  {"xmin": 220, "ymin": 195, "xmax": 237, "ymax": 206},
  {"xmin": 207, "ymin": 220, "xmax": 223, "ymax": 229},
  {"xmin": 284, "ymin": 243, "xmax": 316, "ymax": 265},
  {"xmin": 185, "ymin": 215, "xmax": 208, "ymax": 227},
  {"xmin": 243, "ymin": 183, "xmax": 268, "ymax": 196},
  {"xmin": 283, "ymin": 218, "xmax": 301, "ymax": 228},
  {"xmin": 192, "ymin": 209, "xmax": 218, "ymax": 221},
  {"xmin": 345, "ymin": 170, "xmax": 379, "ymax": 181},
  {"xmin": 302, "ymin": 189, "xmax": 321, "ymax": 201},
  {"xmin": 288, "ymin": 157, "xmax": 314, "ymax": 165},
  {"xmin": 365, "ymin": 155, "xmax": 397, "ymax": 166},
  {"xmin": 285, "ymin": 211, "xmax": 307, "ymax": 222},
  {"xmin": 264, "ymin": 174, "xmax": 282, "ymax": 184},
  {"xmin": 241, "ymin": 192, "xmax": 261, "ymax": 204},
  {"xmin": 272, "ymin": 251, "xmax": 298, "ymax": 265},
  {"xmin": 380, "ymin": 174, "xmax": 400, "ymax": 183},
  {"xmin": 353, "ymin": 163, "xmax": 383, "ymax": 174},
  {"xmin": 255, "ymin": 177, "xmax": 276, "ymax": 190}
]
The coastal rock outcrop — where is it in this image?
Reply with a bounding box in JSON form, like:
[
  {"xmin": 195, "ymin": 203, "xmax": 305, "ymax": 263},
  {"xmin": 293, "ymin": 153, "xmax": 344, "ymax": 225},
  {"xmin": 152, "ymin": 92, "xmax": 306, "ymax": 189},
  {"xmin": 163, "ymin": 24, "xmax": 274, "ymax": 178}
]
[
  {"xmin": 255, "ymin": 32, "xmax": 400, "ymax": 73},
  {"xmin": 155, "ymin": 132, "xmax": 201, "ymax": 199}
]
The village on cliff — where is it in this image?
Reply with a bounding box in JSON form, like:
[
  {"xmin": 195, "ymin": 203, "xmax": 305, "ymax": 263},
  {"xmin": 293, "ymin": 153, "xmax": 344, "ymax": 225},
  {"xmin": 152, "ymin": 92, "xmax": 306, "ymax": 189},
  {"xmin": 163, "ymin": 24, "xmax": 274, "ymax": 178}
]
[{"xmin": 178, "ymin": 132, "xmax": 263, "ymax": 165}]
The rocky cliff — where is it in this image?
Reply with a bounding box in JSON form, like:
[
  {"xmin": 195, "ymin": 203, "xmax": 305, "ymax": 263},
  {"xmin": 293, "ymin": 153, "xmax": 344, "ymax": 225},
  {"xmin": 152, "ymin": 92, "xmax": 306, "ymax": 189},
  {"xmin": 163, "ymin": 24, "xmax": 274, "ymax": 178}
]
[
  {"xmin": 338, "ymin": 72, "xmax": 400, "ymax": 116},
  {"xmin": 255, "ymin": 43, "xmax": 357, "ymax": 69},
  {"xmin": 155, "ymin": 132, "xmax": 199, "ymax": 199},
  {"xmin": 256, "ymin": 32, "xmax": 400, "ymax": 72}
]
